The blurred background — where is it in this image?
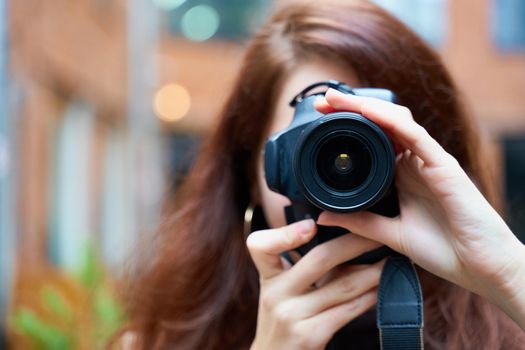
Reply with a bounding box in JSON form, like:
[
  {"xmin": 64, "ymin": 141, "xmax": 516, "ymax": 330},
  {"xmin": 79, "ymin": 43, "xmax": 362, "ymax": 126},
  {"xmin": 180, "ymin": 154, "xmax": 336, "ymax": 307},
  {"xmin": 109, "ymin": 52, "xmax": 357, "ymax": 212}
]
[{"xmin": 0, "ymin": 0, "xmax": 524, "ymax": 348}]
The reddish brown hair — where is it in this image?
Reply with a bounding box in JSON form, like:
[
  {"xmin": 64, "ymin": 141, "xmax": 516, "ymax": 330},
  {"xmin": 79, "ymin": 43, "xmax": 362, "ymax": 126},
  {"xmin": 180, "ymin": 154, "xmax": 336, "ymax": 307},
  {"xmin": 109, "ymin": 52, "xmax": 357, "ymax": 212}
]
[{"xmin": 123, "ymin": 1, "xmax": 524, "ymax": 348}]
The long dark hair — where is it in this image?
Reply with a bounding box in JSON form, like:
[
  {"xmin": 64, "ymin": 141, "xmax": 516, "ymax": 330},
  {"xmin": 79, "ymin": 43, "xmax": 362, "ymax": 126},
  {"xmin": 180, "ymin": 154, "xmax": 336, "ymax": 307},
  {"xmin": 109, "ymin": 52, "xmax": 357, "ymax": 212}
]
[{"xmin": 123, "ymin": 1, "xmax": 524, "ymax": 348}]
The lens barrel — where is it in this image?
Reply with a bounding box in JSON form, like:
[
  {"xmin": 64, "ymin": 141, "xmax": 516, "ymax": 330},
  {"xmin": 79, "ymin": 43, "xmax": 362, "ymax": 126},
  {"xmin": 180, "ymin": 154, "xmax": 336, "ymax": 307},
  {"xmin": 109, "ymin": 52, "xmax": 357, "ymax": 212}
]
[{"xmin": 294, "ymin": 112, "xmax": 395, "ymax": 212}]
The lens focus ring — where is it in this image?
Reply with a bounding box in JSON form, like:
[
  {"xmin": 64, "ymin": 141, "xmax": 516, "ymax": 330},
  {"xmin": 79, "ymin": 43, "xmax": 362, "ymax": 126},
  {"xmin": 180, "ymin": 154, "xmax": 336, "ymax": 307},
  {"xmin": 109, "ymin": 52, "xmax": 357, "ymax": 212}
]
[{"xmin": 293, "ymin": 112, "xmax": 395, "ymax": 212}]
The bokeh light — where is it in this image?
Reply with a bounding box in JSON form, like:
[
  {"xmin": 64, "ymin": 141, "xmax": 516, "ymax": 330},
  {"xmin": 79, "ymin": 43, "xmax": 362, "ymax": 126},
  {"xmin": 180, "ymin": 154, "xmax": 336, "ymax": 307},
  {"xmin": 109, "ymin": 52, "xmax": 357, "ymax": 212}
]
[
  {"xmin": 181, "ymin": 5, "xmax": 220, "ymax": 42},
  {"xmin": 152, "ymin": 0, "xmax": 187, "ymax": 11},
  {"xmin": 153, "ymin": 83, "xmax": 191, "ymax": 122}
]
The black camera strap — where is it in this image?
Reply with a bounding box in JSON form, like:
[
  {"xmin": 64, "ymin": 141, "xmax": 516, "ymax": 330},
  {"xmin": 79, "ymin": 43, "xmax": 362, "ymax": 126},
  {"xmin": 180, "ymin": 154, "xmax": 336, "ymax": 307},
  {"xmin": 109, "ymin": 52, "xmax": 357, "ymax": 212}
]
[{"xmin": 377, "ymin": 255, "xmax": 424, "ymax": 350}]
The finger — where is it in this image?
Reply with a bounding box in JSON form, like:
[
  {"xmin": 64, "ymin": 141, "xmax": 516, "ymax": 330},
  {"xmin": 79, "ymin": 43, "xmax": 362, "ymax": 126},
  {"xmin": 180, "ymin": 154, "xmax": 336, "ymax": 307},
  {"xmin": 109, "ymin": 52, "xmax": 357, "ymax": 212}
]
[
  {"xmin": 279, "ymin": 232, "xmax": 382, "ymax": 292},
  {"xmin": 246, "ymin": 219, "xmax": 317, "ymax": 279},
  {"xmin": 319, "ymin": 88, "xmax": 448, "ymax": 167},
  {"xmin": 295, "ymin": 260, "xmax": 384, "ymax": 318},
  {"xmin": 317, "ymin": 211, "xmax": 404, "ymax": 255},
  {"xmin": 296, "ymin": 288, "xmax": 378, "ymax": 345},
  {"xmin": 312, "ymin": 261, "xmax": 369, "ymax": 290},
  {"xmin": 314, "ymin": 97, "xmax": 337, "ymax": 114}
]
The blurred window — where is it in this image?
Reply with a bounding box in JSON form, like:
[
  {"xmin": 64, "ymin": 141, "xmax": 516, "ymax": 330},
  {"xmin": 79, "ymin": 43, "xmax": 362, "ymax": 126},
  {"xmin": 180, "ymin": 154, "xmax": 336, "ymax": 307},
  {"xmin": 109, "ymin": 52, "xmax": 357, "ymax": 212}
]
[
  {"xmin": 492, "ymin": 0, "xmax": 525, "ymax": 52},
  {"xmin": 49, "ymin": 102, "xmax": 95, "ymax": 271},
  {"xmin": 155, "ymin": 0, "xmax": 269, "ymax": 41},
  {"xmin": 503, "ymin": 135, "xmax": 525, "ymax": 244},
  {"xmin": 371, "ymin": 0, "xmax": 447, "ymax": 47},
  {"xmin": 101, "ymin": 128, "xmax": 131, "ymax": 270}
]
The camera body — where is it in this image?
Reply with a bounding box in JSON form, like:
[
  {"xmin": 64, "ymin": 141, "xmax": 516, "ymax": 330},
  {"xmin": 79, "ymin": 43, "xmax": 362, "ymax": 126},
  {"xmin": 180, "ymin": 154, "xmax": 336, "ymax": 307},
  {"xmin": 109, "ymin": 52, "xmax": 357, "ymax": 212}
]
[{"xmin": 264, "ymin": 81, "xmax": 399, "ymax": 263}]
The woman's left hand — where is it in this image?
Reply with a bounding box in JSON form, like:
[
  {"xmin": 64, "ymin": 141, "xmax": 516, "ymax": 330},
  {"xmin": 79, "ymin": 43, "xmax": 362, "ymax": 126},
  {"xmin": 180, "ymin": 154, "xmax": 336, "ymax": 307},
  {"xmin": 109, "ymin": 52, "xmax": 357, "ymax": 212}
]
[{"xmin": 315, "ymin": 88, "xmax": 525, "ymax": 329}]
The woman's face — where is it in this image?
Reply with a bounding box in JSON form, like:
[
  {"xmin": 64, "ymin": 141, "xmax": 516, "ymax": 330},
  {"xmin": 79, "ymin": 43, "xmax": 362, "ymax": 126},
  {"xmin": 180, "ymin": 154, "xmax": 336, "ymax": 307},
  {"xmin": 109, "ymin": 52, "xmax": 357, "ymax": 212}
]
[{"xmin": 257, "ymin": 59, "xmax": 360, "ymax": 229}]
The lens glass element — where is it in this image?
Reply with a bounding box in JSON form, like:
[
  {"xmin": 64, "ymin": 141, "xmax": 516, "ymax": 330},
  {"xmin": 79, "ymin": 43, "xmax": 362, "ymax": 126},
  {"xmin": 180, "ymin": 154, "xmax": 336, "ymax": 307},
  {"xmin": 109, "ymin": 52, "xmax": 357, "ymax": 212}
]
[
  {"xmin": 315, "ymin": 135, "xmax": 372, "ymax": 192},
  {"xmin": 334, "ymin": 153, "xmax": 352, "ymax": 173}
]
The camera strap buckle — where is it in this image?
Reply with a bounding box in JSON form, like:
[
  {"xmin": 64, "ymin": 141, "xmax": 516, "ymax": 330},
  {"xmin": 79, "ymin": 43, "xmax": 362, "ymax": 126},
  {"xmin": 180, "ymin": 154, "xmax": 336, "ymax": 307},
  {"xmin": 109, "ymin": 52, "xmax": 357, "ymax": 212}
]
[{"xmin": 377, "ymin": 255, "xmax": 424, "ymax": 350}]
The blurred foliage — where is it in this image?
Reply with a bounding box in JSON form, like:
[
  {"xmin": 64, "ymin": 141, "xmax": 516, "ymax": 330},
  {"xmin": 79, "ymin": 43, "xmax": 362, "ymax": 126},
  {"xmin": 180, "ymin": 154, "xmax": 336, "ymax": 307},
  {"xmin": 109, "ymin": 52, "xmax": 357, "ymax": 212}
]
[{"xmin": 8, "ymin": 243, "xmax": 126, "ymax": 349}]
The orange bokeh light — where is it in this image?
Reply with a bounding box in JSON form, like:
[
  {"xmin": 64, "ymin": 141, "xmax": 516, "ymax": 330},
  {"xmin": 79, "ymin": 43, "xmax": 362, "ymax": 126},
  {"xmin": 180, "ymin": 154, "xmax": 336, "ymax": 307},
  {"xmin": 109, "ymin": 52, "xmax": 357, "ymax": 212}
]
[{"xmin": 153, "ymin": 83, "xmax": 191, "ymax": 122}]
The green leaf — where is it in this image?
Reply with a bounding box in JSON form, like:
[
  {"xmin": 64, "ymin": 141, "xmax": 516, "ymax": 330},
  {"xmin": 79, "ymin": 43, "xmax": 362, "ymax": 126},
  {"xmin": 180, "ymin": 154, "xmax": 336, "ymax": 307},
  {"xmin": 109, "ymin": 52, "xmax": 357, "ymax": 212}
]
[
  {"xmin": 12, "ymin": 308, "xmax": 72, "ymax": 350},
  {"xmin": 93, "ymin": 288, "xmax": 125, "ymax": 341},
  {"xmin": 40, "ymin": 286, "xmax": 73, "ymax": 322},
  {"xmin": 76, "ymin": 241, "xmax": 103, "ymax": 289}
]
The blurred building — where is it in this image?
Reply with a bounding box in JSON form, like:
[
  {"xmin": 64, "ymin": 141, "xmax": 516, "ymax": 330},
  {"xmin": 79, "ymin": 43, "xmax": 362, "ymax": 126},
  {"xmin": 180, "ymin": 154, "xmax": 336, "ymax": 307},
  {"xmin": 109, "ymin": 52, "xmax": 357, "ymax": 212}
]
[
  {"xmin": 9, "ymin": 0, "xmax": 129, "ymax": 270},
  {"xmin": 444, "ymin": 0, "xmax": 525, "ymax": 238},
  {"xmin": 5, "ymin": 0, "xmax": 267, "ymax": 276},
  {"xmin": 0, "ymin": 0, "xmax": 524, "ymax": 346}
]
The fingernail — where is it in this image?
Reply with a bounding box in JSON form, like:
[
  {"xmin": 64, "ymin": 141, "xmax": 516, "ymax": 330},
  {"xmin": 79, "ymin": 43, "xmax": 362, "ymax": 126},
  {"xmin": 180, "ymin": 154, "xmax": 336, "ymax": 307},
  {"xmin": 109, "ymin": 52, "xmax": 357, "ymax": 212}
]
[
  {"xmin": 326, "ymin": 87, "xmax": 346, "ymax": 97},
  {"xmin": 297, "ymin": 219, "xmax": 315, "ymax": 236},
  {"xmin": 313, "ymin": 95, "xmax": 325, "ymax": 104}
]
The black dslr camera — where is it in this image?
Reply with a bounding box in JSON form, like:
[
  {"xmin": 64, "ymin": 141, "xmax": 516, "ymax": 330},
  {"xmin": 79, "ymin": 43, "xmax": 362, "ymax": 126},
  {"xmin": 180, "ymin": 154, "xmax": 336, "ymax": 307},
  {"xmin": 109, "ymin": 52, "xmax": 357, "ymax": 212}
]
[{"xmin": 264, "ymin": 81, "xmax": 399, "ymax": 263}]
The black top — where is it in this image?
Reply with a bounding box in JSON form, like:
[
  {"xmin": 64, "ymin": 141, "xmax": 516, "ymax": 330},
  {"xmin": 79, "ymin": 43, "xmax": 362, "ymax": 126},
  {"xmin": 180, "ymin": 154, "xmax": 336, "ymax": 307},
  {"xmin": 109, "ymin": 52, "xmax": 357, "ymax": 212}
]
[{"xmin": 326, "ymin": 309, "xmax": 380, "ymax": 350}]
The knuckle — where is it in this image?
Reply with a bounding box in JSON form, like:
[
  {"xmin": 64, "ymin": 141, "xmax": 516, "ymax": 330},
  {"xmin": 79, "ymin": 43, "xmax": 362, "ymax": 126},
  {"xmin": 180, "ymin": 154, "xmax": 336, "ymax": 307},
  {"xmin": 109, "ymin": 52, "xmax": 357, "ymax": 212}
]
[
  {"xmin": 397, "ymin": 105, "xmax": 412, "ymax": 116},
  {"xmin": 260, "ymin": 289, "xmax": 279, "ymax": 310},
  {"xmin": 415, "ymin": 123, "xmax": 428, "ymax": 135},
  {"xmin": 410, "ymin": 127, "xmax": 430, "ymax": 149},
  {"xmin": 273, "ymin": 301, "xmax": 295, "ymax": 325},
  {"xmin": 340, "ymin": 277, "xmax": 357, "ymax": 295},
  {"xmin": 346, "ymin": 296, "xmax": 362, "ymax": 312}
]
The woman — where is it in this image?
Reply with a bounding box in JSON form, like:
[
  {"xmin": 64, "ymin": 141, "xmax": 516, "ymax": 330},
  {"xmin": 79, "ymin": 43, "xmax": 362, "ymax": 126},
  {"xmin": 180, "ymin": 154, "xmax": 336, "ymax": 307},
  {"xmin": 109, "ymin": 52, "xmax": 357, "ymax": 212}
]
[{"xmin": 122, "ymin": 0, "xmax": 525, "ymax": 349}]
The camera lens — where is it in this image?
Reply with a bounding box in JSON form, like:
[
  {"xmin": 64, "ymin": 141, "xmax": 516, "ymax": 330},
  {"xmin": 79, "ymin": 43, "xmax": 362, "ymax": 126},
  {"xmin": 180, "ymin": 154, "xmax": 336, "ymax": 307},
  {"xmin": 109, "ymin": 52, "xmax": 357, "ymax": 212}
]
[
  {"xmin": 316, "ymin": 135, "xmax": 372, "ymax": 191},
  {"xmin": 294, "ymin": 112, "xmax": 395, "ymax": 212}
]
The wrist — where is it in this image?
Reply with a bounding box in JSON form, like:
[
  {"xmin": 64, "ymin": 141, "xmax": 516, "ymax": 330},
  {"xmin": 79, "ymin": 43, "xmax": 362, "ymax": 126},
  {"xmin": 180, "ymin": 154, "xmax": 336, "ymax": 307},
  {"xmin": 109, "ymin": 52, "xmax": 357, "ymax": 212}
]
[{"xmin": 492, "ymin": 238, "xmax": 525, "ymax": 330}]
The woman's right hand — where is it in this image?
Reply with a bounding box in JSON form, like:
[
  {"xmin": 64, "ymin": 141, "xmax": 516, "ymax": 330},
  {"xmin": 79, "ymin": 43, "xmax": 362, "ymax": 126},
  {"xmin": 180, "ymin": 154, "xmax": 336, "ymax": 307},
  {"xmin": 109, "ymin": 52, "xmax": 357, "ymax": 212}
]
[{"xmin": 247, "ymin": 219, "xmax": 385, "ymax": 350}]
